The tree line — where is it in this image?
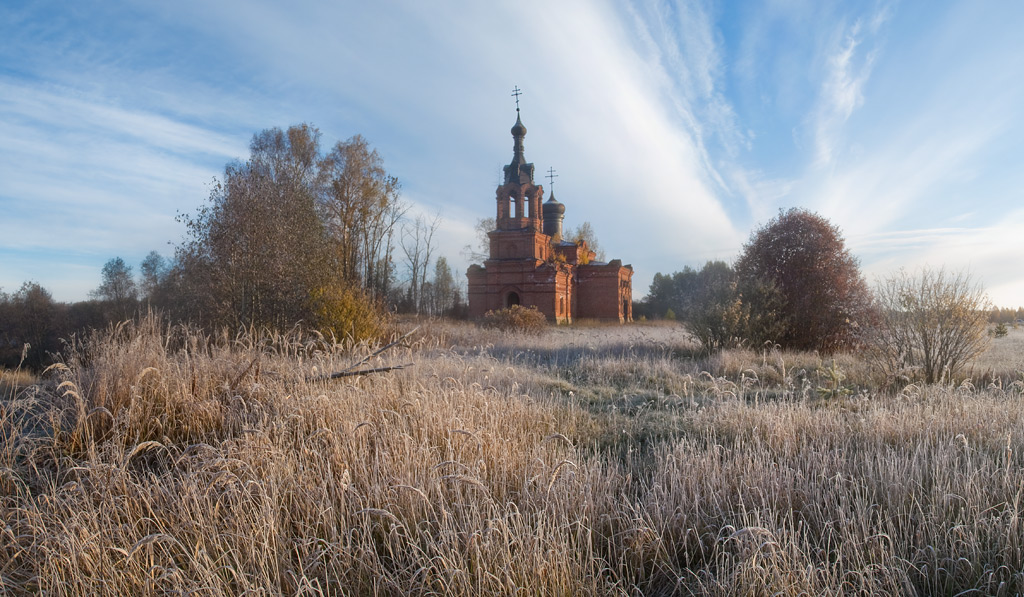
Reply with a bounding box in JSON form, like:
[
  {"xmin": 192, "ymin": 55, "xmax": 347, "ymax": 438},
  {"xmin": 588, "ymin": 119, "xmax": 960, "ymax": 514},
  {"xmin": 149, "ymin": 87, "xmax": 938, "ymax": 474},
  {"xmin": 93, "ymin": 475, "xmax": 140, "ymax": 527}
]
[
  {"xmin": 636, "ymin": 208, "xmax": 997, "ymax": 385},
  {"xmin": 1, "ymin": 124, "xmax": 466, "ymax": 371}
]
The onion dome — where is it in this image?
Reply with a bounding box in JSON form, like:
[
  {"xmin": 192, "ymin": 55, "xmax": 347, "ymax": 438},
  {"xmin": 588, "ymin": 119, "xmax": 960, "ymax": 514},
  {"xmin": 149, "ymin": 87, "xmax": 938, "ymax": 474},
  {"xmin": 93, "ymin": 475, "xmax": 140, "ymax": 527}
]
[
  {"xmin": 543, "ymin": 192, "xmax": 565, "ymax": 215},
  {"xmin": 504, "ymin": 111, "xmax": 534, "ymax": 185},
  {"xmin": 542, "ymin": 191, "xmax": 565, "ymax": 238},
  {"xmin": 511, "ymin": 113, "xmax": 527, "ymax": 137}
]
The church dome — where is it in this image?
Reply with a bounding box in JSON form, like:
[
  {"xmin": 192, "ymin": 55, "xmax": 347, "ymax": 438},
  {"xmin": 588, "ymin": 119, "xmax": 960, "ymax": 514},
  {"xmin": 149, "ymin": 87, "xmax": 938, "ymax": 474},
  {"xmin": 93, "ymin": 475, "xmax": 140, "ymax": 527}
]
[
  {"xmin": 542, "ymin": 191, "xmax": 565, "ymax": 238},
  {"xmin": 511, "ymin": 113, "xmax": 527, "ymax": 137},
  {"xmin": 543, "ymin": 193, "xmax": 565, "ymax": 215}
]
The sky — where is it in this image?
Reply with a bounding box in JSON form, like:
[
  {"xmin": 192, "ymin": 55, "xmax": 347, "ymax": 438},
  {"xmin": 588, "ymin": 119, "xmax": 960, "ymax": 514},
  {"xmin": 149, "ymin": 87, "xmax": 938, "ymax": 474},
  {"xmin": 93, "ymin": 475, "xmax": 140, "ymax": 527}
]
[{"xmin": 2, "ymin": 0, "xmax": 1024, "ymax": 306}]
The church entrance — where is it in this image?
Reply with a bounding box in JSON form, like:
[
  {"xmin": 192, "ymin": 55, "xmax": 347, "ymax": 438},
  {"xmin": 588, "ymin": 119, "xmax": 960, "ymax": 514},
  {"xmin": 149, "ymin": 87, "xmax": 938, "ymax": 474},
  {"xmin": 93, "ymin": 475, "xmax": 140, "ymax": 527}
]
[{"xmin": 506, "ymin": 291, "xmax": 520, "ymax": 308}]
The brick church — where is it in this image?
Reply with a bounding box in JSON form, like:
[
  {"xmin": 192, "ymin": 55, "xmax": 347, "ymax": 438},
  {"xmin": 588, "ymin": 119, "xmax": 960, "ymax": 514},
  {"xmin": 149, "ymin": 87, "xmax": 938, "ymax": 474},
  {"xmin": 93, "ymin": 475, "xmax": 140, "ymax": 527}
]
[{"xmin": 467, "ymin": 103, "xmax": 633, "ymax": 324}]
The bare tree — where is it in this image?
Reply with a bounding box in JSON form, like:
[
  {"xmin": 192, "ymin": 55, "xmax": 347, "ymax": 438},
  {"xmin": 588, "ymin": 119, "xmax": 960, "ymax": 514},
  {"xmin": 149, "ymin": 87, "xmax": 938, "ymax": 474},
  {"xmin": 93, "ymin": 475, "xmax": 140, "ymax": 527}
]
[
  {"xmin": 170, "ymin": 124, "xmax": 394, "ymax": 339},
  {"xmin": 139, "ymin": 251, "xmax": 168, "ymax": 302},
  {"xmin": 868, "ymin": 266, "xmax": 991, "ymax": 385},
  {"xmin": 91, "ymin": 257, "xmax": 138, "ymax": 318},
  {"xmin": 401, "ymin": 213, "xmax": 442, "ymax": 314},
  {"xmin": 461, "ymin": 217, "xmax": 494, "ymax": 263},
  {"xmin": 0, "ymin": 281, "xmax": 59, "ymax": 369},
  {"xmin": 425, "ymin": 256, "xmax": 457, "ymax": 316}
]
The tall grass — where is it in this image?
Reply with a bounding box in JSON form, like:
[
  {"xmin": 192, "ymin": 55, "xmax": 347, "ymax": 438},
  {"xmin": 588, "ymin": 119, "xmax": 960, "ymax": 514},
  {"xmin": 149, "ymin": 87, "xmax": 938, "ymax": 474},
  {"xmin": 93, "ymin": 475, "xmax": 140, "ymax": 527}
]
[{"xmin": 2, "ymin": 316, "xmax": 1023, "ymax": 594}]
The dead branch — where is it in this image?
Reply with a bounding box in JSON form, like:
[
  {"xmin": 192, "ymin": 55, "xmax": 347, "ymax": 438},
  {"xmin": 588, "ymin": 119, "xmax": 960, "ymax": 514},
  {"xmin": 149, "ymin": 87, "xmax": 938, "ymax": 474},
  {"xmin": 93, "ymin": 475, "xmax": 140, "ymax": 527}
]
[
  {"xmin": 306, "ymin": 326, "xmax": 419, "ymax": 383},
  {"xmin": 320, "ymin": 363, "xmax": 414, "ymax": 379}
]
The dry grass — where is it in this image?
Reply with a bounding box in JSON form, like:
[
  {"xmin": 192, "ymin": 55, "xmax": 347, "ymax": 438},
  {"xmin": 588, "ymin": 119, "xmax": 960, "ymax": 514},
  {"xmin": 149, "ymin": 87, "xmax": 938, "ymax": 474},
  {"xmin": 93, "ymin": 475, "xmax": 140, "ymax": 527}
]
[
  {"xmin": 2, "ymin": 316, "xmax": 1023, "ymax": 594},
  {"xmin": 972, "ymin": 325, "xmax": 1024, "ymax": 382},
  {"xmin": 0, "ymin": 368, "xmax": 37, "ymax": 395}
]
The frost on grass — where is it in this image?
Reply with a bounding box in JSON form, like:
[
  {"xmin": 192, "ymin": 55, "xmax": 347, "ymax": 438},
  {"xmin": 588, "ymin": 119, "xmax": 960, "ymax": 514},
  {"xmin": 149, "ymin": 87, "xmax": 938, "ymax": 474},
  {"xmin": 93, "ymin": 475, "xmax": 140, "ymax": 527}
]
[{"xmin": 2, "ymin": 317, "xmax": 1023, "ymax": 595}]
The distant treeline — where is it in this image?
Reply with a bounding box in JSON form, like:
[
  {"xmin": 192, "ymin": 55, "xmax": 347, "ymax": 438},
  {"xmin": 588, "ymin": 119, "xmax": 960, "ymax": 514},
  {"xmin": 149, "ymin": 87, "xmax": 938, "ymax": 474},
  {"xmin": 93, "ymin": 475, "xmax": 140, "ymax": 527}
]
[{"xmin": 988, "ymin": 306, "xmax": 1024, "ymax": 324}]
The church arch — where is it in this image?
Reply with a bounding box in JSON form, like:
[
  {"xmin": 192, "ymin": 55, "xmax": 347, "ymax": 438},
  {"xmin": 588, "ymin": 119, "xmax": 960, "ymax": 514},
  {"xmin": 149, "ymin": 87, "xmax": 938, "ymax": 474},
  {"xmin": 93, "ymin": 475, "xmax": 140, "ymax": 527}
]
[{"xmin": 506, "ymin": 291, "xmax": 521, "ymax": 308}]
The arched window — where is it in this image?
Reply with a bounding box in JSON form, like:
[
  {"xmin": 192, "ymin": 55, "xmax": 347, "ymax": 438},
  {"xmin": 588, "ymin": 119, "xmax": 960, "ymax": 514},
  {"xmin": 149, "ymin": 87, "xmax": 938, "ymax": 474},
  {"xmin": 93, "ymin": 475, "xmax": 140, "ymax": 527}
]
[{"xmin": 506, "ymin": 292, "xmax": 520, "ymax": 308}]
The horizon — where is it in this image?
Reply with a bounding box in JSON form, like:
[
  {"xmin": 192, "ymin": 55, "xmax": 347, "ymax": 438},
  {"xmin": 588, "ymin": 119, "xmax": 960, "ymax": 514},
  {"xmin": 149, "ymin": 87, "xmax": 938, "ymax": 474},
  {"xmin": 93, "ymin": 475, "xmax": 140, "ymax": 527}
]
[{"xmin": 3, "ymin": 1, "xmax": 1024, "ymax": 307}]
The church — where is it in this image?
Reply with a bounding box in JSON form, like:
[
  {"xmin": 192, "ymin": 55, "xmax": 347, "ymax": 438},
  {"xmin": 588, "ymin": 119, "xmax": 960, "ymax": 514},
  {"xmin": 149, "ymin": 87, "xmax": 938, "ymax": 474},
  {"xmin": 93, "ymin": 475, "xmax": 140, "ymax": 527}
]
[{"xmin": 466, "ymin": 100, "xmax": 633, "ymax": 324}]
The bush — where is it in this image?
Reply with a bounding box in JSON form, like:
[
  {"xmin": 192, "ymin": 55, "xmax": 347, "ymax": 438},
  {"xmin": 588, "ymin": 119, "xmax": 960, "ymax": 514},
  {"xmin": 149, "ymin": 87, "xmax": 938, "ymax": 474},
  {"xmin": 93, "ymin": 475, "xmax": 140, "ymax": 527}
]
[
  {"xmin": 867, "ymin": 267, "xmax": 991, "ymax": 385},
  {"xmin": 481, "ymin": 305, "xmax": 547, "ymax": 334},
  {"xmin": 311, "ymin": 282, "xmax": 388, "ymax": 343}
]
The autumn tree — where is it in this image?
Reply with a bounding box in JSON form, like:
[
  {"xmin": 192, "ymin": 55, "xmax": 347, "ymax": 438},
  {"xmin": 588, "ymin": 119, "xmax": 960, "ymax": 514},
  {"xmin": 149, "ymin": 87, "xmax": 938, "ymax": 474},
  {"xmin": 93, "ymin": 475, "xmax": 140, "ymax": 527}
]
[
  {"xmin": 175, "ymin": 125, "xmax": 328, "ymax": 329},
  {"xmin": 174, "ymin": 124, "xmax": 385, "ymax": 339},
  {"xmin": 644, "ymin": 264, "xmax": 722, "ymax": 322},
  {"xmin": 868, "ymin": 267, "xmax": 990, "ymax": 385},
  {"xmin": 642, "ymin": 271, "xmax": 679, "ymax": 319},
  {"xmin": 681, "ymin": 261, "xmax": 745, "ymax": 351},
  {"xmin": 564, "ymin": 221, "xmax": 606, "ymax": 262},
  {"xmin": 735, "ymin": 208, "xmax": 873, "ymax": 352},
  {"xmin": 643, "ymin": 261, "xmax": 784, "ymax": 351},
  {"xmin": 321, "ymin": 135, "xmax": 406, "ymax": 301}
]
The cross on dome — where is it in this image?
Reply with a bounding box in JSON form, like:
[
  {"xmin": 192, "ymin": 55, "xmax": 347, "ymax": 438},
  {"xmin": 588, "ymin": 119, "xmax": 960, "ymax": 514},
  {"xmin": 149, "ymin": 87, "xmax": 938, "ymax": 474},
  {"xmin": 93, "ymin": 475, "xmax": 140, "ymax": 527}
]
[{"xmin": 546, "ymin": 167, "xmax": 558, "ymax": 191}]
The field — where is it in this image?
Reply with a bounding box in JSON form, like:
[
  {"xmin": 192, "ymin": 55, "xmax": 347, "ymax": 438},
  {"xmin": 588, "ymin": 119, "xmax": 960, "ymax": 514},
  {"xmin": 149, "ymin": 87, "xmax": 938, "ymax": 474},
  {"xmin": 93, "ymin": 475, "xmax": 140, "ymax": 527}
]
[{"xmin": 2, "ymin": 317, "xmax": 1023, "ymax": 595}]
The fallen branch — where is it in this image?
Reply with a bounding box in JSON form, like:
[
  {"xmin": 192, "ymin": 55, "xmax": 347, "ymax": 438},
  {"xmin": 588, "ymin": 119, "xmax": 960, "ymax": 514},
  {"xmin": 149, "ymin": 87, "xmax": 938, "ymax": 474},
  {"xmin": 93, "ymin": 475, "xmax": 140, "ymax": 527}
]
[
  {"xmin": 306, "ymin": 326, "xmax": 419, "ymax": 383},
  {"xmin": 319, "ymin": 363, "xmax": 414, "ymax": 380}
]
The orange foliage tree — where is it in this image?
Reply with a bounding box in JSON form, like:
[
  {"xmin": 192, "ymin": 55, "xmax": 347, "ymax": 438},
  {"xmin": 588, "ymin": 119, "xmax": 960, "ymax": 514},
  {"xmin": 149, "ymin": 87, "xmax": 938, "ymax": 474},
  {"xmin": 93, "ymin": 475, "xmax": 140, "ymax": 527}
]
[{"xmin": 735, "ymin": 208, "xmax": 874, "ymax": 353}]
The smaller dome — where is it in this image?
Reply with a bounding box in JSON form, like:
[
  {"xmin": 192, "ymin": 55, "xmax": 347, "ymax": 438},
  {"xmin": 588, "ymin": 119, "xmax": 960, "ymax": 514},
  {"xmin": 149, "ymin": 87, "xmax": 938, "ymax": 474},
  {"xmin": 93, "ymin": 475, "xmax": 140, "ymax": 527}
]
[
  {"xmin": 511, "ymin": 113, "xmax": 527, "ymax": 137},
  {"xmin": 543, "ymin": 193, "xmax": 565, "ymax": 215}
]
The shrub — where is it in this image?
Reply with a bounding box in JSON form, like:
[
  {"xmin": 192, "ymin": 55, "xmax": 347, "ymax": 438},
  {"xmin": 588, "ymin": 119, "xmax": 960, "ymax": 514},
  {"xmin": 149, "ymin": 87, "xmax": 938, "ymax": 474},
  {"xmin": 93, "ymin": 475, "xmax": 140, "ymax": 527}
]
[
  {"xmin": 481, "ymin": 305, "xmax": 547, "ymax": 334},
  {"xmin": 312, "ymin": 282, "xmax": 388, "ymax": 343},
  {"xmin": 867, "ymin": 266, "xmax": 991, "ymax": 385}
]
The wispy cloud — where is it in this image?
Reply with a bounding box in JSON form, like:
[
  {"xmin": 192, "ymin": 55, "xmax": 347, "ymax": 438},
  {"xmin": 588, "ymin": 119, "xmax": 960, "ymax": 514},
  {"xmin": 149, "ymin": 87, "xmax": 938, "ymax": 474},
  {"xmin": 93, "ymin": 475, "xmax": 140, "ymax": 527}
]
[
  {"xmin": 811, "ymin": 11, "xmax": 888, "ymax": 166},
  {"xmin": 853, "ymin": 210, "xmax": 1024, "ymax": 306},
  {"xmin": 3, "ymin": 0, "xmax": 1024, "ymax": 306},
  {"xmin": 0, "ymin": 76, "xmax": 248, "ymax": 299}
]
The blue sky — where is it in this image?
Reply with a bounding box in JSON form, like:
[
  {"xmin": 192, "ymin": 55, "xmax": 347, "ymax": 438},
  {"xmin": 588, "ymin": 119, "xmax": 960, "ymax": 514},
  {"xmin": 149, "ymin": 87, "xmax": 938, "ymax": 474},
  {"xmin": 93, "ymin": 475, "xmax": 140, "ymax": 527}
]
[{"xmin": 2, "ymin": 0, "xmax": 1023, "ymax": 306}]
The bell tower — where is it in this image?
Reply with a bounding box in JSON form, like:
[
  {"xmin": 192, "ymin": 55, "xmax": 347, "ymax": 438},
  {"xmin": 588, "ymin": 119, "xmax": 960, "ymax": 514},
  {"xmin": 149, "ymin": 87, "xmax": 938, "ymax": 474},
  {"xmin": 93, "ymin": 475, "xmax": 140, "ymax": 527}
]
[
  {"xmin": 489, "ymin": 87, "xmax": 549, "ymax": 261},
  {"xmin": 495, "ymin": 110, "xmax": 542, "ymax": 229}
]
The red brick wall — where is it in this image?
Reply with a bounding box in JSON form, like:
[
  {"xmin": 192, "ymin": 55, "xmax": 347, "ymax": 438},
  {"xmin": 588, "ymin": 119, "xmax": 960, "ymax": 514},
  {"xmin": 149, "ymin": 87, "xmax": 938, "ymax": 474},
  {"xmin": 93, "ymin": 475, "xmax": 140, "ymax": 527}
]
[{"xmin": 576, "ymin": 262, "xmax": 633, "ymax": 322}]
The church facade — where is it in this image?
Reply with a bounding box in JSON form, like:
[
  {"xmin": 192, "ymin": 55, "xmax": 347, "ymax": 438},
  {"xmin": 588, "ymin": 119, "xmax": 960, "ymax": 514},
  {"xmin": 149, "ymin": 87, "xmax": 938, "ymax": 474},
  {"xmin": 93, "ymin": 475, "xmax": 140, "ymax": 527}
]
[{"xmin": 466, "ymin": 109, "xmax": 633, "ymax": 324}]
